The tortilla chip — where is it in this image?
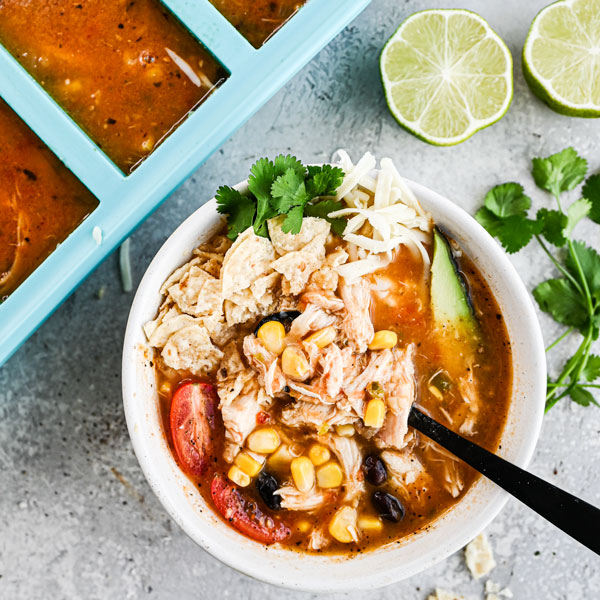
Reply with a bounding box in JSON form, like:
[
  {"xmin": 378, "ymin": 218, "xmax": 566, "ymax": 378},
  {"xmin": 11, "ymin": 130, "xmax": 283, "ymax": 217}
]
[
  {"xmin": 308, "ymin": 266, "xmax": 339, "ymax": 292},
  {"xmin": 221, "ymin": 228, "xmax": 275, "ymax": 296},
  {"xmin": 271, "ymin": 232, "xmax": 327, "ymax": 295},
  {"xmin": 161, "ymin": 324, "xmax": 223, "ymax": 376},
  {"xmin": 148, "ymin": 312, "xmax": 200, "ymax": 348},
  {"xmin": 167, "ymin": 266, "xmax": 214, "ymax": 314},
  {"xmin": 195, "ymin": 278, "xmax": 223, "ymax": 315},
  {"xmin": 326, "ymin": 248, "xmax": 349, "ymax": 267},
  {"xmin": 199, "ymin": 313, "xmax": 234, "ymax": 346},
  {"xmin": 159, "ymin": 257, "xmax": 201, "ymax": 295},
  {"xmin": 143, "ymin": 302, "xmax": 176, "ymax": 341},
  {"xmin": 267, "ymin": 216, "xmax": 330, "ymax": 255},
  {"xmin": 250, "ymin": 272, "xmax": 280, "ymax": 303}
]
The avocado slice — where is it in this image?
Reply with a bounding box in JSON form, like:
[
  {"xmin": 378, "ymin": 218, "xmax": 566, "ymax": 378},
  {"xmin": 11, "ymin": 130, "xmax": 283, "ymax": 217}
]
[{"xmin": 430, "ymin": 227, "xmax": 478, "ymax": 337}]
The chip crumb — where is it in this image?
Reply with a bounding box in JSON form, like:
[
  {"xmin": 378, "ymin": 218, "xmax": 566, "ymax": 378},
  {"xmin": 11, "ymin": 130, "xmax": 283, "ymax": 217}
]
[
  {"xmin": 92, "ymin": 225, "xmax": 103, "ymax": 245},
  {"xmin": 465, "ymin": 532, "xmax": 496, "ymax": 579},
  {"xmin": 427, "ymin": 589, "xmax": 465, "ymax": 600},
  {"xmin": 485, "ymin": 581, "xmax": 512, "ymax": 599}
]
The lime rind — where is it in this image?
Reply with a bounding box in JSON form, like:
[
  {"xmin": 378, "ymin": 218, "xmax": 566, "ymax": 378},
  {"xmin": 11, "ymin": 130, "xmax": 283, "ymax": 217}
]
[
  {"xmin": 380, "ymin": 9, "xmax": 514, "ymax": 146},
  {"xmin": 523, "ymin": 0, "xmax": 600, "ymax": 118}
]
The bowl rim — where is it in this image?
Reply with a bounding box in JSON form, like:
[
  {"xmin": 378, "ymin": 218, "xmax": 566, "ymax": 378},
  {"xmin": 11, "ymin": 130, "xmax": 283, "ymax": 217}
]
[{"xmin": 122, "ymin": 175, "xmax": 546, "ymax": 591}]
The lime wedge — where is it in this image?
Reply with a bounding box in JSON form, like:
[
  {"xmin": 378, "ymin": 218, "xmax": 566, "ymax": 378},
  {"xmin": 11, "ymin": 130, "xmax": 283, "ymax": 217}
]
[
  {"xmin": 380, "ymin": 9, "xmax": 513, "ymax": 146},
  {"xmin": 523, "ymin": 0, "xmax": 600, "ymax": 117}
]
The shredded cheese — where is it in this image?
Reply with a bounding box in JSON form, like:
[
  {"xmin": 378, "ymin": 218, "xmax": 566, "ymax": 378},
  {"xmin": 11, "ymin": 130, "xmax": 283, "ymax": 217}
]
[{"xmin": 328, "ymin": 151, "xmax": 433, "ymax": 281}]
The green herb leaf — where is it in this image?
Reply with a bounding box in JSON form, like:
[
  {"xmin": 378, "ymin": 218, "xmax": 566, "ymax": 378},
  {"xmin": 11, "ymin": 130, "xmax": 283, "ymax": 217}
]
[
  {"xmin": 532, "ymin": 147, "xmax": 588, "ymax": 197},
  {"xmin": 216, "ymin": 186, "xmax": 256, "ymax": 240},
  {"xmin": 570, "ymin": 386, "xmax": 599, "ymax": 407},
  {"xmin": 537, "ymin": 208, "xmax": 568, "ymax": 246},
  {"xmin": 307, "ymin": 165, "xmax": 345, "ymax": 197},
  {"xmin": 248, "ymin": 158, "xmax": 278, "ymax": 237},
  {"xmin": 582, "ymin": 172, "xmax": 600, "ymax": 224},
  {"xmin": 274, "ymin": 154, "xmax": 306, "ymax": 179},
  {"xmin": 532, "ymin": 278, "xmax": 589, "ymax": 330},
  {"xmin": 564, "ymin": 241, "xmax": 600, "ymax": 302},
  {"xmin": 271, "ymin": 168, "xmax": 311, "ymax": 213},
  {"xmin": 483, "ymin": 182, "xmax": 531, "ymax": 218},
  {"xmin": 305, "ymin": 198, "xmax": 346, "ymax": 236},
  {"xmin": 476, "ymin": 207, "xmax": 540, "ymax": 253},
  {"xmin": 582, "ymin": 354, "xmax": 600, "ymax": 382},
  {"xmin": 565, "ymin": 198, "xmax": 591, "ymax": 237},
  {"xmin": 281, "ymin": 204, "xmax": 305, "ymax": 234}
]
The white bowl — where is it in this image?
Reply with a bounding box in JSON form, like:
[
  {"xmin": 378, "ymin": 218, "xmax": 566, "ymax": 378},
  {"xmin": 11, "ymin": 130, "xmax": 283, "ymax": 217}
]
[{"xmin": 122, "ymin": 178, "xmax": 546, "ymax": 592}]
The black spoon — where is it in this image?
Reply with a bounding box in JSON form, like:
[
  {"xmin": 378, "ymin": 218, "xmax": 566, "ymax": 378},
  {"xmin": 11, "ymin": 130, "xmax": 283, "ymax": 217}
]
[{"xmin": 408, "ymin": 406, "xmax": 600, "ymax": 555}]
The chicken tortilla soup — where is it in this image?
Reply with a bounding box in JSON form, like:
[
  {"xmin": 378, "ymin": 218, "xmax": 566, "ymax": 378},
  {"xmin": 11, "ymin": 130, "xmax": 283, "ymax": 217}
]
[{"xmin": 145, "ymin": 152, "xmax": 512, "ymax": 553}]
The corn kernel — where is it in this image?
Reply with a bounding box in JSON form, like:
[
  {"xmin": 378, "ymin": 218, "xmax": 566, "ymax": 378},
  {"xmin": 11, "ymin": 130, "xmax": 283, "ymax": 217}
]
[
  {"xmin": 358, "ymin": 514, "xmax": 383, "ymax": 532},
  {"xmin": 305, "ymin": 326, "xmax": 336, "ymax": 349},
  {"xmin": 290, "ymin": 457, "xmax": 315, "ymax": 492},
  {"xmin": 317, "ymin": 423, "xmax": 330, "ymax": 436},
  {"xmin": 281, "ymin": 347, "xmax": 311, "ymax": 381},
  {"xmin": 308, "ymin": 444, "xmax": 331, "ymax": 466},
  {"xmin": 368, "ymin": 330, "xmax": 398, "ymax": 350},
  {"xmin": 159, "ymin": 380, "xmax": 172, "ymax": 395},
  {"xmin": 316, "ymin": 461, "xmax": 343, "ymax": 488},
  {"xmin": 296, "ymin": 519, "xmax": 311, "ymax": 533},
  {"xmin": 335, "ymin": 424, "xmax": 355, "ymax": 437},
  {"xmin": 328, "ymin": 506, "xmax": 358, "ymax": 543},
  {"xmin": 267, "ymin": 444, "xmax": 293, "ymax": 470},
  {"xmin": 428, "ymin": 384, "xmax": 443, "ymax": 401},
  {"xmin": 257, "ymin": 320, "xmax": 286, "ymax": 356},
  {"xmin": 247, "ymin": 428, "xmax": 280, "ymax": 454},
  {"xmin": 228, "ymin": 465, "xmax": 251, "ymax": 487},
  {"xmin": 364, "ymin": 398, "xmax": 386, "ymax": 428},
  {"xmin": 234, "ymin": 452, "xmax": 263, "ymax": 477}
]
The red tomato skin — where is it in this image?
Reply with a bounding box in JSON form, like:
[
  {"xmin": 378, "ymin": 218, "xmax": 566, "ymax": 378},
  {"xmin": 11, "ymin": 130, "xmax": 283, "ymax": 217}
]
[
  {"xmin": 210, "ymin": 475, "xmax": 291, "ymax": 544},
  {"xmin": 170, "ymin": 382, "xmax": 217, "ymax": 478}
]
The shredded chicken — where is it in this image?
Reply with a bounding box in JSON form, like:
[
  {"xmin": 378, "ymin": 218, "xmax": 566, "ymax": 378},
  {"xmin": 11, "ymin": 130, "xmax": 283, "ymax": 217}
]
[
  {"xmin": 243, "ymin": 335, "xmax": 287, "ymax": 396},
  {"xmin": 288, "ymin": 303, "xmax": 336, "ymax": 339},
  {"xmin": 381, "ymin": 449, "xmax": 423, "ymax": 487},
  {"xmin": 308, "ymin": 526, "xmax": 330, "ymax": 551},
  {"xmin": 300, "ymin": 289, "xmax": 345, "ymax": 313},
  {"xmin": 280, "ymin": 400, "xmax": 356, "ymax": 429},
  {"xmin": 220, "ymin": 385, "xmax": 263, "ymax": 462},
  {"xmin": 324, "ymin": 434, "xmax": 365, "ymax": 502},
  {"xmin": 339, "ymin": 277, "xmax": 374, "ymax": 352},
  {"xmin": 274, "ymin": 486, "xmax": 327, "ymax": 511},
  {"xmin": 375, "ymin": 344, "xmax": 416, "ymax": 451}
]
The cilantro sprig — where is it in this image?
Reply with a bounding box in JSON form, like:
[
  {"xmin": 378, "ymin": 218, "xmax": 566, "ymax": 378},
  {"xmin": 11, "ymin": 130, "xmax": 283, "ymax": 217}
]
[
  {"xmin": 476, "ymin": 147, "xmax": 600, "ymax": 411},
  {"xmin": 215, "ymin": 155, "xmax": 346, "ymax": 240}
]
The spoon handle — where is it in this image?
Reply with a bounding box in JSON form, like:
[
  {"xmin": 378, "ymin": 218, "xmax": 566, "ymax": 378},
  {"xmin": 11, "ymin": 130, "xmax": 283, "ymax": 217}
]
[{"xmin": 408, "ymin": 406, "xmax": 600, "ymax": 555}]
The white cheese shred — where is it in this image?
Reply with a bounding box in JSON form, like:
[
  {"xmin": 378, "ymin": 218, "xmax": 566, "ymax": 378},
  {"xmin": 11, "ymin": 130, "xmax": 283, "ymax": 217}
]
[
  {"xmin": 327, "ymin": 150, "xmax": 433, "ymax": 281},
  {"xmin": 119, "ymin": 237, "xmax": 133, "ymax": 293}
]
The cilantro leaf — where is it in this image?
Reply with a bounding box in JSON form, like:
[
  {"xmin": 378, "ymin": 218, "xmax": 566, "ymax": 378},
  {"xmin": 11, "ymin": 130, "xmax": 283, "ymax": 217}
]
[
  {"xmin": 273, "ymin": 155, "xmax": 306, "ymax": 178},
  {"xmin": 532, "ymin": 278, "xmax": 589, "ymax": 330},
  {"xmin": 215, "ymin": 186, "xmax": 256, "ymax": 241},
  {"xmin": 537, "ymin": 208, "xmax": 568, "ymax": 246},
  {"xmin": 476, "ymin": 207, "xmax": 540, "ymax": 253},
  {"xmin": 307, "ymin": 165, "xmax": 345, "ymax": 197},
  {"xmin": 564, "ymin": 241, "xmax": 600, "ymax": 302},
  {"xmin": 565, "ymin": 198, "xmax": 591, "ymax": 237},
  {"xmin": 532, "ymin": 147, "xmax": 588, "ymax": 197},
  {"xmin": 248, "ymin": 158, "xmax": 278, "ymax": 237},
  {"xmin": 483, "ymin": 182, "xmax": 531, "ymax": 218},
  {"xmin": 281, "ymin": 204, "xmax": 305, "ymax": 234},
  {"xmin": 305, "ymin": 199, "xmax": 346, "ymax": 235},
  {"xmin": 582, "ymin": 172, "xmax": 600, "ymax": 224},
  {"xmin": 582, "ymin": 354, "xmax": 600, "ymax": 382},
  {"xmin": 271, "ymin": 168, "xmax": 311, "ymax": 213},
  {"xmin": 569, "ymin": 386, "xmax": 599, "ymax": 407}
]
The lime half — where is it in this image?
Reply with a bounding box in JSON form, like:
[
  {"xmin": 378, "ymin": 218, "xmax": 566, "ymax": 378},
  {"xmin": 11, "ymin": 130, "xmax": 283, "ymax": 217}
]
[
  {"xmin": 380, "ymin": 9, "xmax": 513, "ymax": 146},
  {"xmin": 523, "ymin": 0, "xmax": 600, "ymax": 117}
]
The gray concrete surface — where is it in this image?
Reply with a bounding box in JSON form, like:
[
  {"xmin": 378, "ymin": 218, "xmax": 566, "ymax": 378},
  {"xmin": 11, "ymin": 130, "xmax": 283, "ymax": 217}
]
[{"xmin": 1, "ymin": 0, "xmax": 599, "ymax": 598}]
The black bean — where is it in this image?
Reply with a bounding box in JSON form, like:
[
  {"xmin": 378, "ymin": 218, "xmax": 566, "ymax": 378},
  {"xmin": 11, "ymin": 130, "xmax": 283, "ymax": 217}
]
[
  {"xmin": 256, "ymin": 471, "xmax": 281, "ymax": 511},
  {"xmin": 363, "ymin": 455, "xmax": 387, "ymax": 486},
  {"xmin": 254, "ymin": 311, "xmax": 301, "ymax": 335},
  {"xmin": 372, "ymin": 491, "xmax": 405, "ymax": 523}
]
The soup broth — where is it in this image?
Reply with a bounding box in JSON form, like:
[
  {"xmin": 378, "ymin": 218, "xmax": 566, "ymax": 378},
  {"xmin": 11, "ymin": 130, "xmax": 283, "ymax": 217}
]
[
  {"xmin": 209, "ymin": 0, "xmax": 308, "ymax": 48},
  {"xmin": 0, "ymin": 99, "xmax": 98, "ymax": 300},
  {"xmin": 0, "ymin": 0, "xmax": 227, "ymax": 172}
]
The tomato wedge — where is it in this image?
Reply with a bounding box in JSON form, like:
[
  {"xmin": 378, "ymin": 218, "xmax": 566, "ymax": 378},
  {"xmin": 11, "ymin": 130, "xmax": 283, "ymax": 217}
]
[
  {"xmin": 170, "ymin": 382, "xmax": 217, "ymax": 478},
  {"xmin": 210, "ymin": 475, "xmax": 291, "ymax": 544}
]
